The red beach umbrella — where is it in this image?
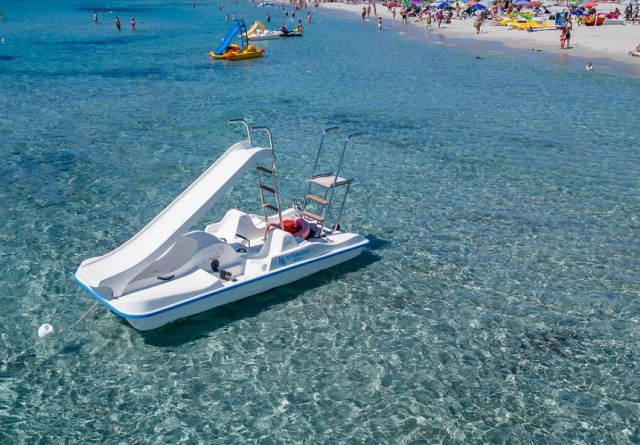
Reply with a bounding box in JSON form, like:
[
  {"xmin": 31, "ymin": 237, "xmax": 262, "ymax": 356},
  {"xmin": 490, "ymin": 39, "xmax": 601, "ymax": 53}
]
[
  {"xmin": 527, "ymin": 0, "xmax": 541, "ymax": 6},
  {"xmin": 581, "ymin": 1, "xmax": 598, "ymax": 7}
]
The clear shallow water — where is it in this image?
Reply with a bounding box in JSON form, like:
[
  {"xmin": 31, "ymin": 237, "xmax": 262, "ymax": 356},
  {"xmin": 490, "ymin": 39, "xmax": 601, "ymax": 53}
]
[{"xmin": 1, "ymin": 1, "xmax": 640, "ymax": 443}]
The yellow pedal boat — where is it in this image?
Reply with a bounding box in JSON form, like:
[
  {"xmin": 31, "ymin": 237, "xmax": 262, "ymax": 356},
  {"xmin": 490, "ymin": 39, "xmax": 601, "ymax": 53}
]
[
  {"xmin": 210, "ymin": 19, "xmax": 265, "ymax": 61},
  {"xmin": 209, "ymin": 44, "xmax": 265, "ymax": 60}
]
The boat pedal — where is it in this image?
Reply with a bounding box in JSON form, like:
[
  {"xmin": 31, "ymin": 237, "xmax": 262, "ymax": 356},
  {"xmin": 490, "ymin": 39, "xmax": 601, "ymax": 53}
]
[
  {"xmin": 219, "ymin": 269, "xmax": 236, "ymax": 281},
  {"xmin": 157, "ymin": 275, "xmax": 175, "ymax": 281}
]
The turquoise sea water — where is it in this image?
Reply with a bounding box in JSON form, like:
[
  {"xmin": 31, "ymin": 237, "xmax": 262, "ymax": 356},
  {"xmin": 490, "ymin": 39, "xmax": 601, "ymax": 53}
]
[{"xmin": 2, "ymin": 0, "xmax": 640, "ymax": 443}]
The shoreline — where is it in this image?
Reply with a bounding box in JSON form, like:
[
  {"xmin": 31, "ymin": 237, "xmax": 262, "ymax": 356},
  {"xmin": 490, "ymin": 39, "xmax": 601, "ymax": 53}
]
[{"xmin": 317, "ymin": 1, "xmax": 640, "ymax": 75}]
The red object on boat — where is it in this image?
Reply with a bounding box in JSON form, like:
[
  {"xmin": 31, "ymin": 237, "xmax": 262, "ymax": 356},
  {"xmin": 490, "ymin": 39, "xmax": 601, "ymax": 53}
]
[
  {"xmin": 282, "ymin": 218, "xmax": 311, "ymax": 238},
  {"xmin": 584, "ymin": 14, "xmax": 605, "ymax": 26}
]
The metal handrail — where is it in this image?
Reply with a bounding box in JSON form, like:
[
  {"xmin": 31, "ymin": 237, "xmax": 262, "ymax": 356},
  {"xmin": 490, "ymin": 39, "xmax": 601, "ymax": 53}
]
[
  {"xmin": 228, "ymin": 118, "xmax": 252, "ymax": 146},
  {"xmin": 252, "ymin": 126, "xmax": 282, "ymax": 229},
  {"xmin": 323, "ymin": 132, "xmax": 361, "ymax": 234}
]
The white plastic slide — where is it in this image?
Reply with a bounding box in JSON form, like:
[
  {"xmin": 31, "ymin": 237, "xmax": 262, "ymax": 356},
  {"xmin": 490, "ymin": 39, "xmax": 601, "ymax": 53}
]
[{"xmin": 76, "ymin": 141, "xmax": 271, "ymax": 297}]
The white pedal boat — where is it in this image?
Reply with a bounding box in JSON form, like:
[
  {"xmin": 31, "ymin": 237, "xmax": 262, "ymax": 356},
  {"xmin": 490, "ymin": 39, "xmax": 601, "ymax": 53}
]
[
  {"xmin": 246, "ymin": 21, "xmax": 283, "ymax": 40},
  {"xmin": 74, "ymin": 120, "xmax": 368, "ymax": 330}
]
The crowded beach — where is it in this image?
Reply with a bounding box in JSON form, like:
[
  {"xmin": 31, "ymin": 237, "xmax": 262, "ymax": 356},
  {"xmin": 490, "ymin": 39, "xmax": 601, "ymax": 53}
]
[{"xmin": 318, "ymin": 0, "xmax": 640, "ymax": 67}]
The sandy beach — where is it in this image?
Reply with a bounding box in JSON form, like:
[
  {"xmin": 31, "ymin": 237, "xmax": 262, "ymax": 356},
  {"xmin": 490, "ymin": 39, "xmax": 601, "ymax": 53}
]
[{"xmin": 319, "ymin": 1, "xmax": 640, "ymax": 71}]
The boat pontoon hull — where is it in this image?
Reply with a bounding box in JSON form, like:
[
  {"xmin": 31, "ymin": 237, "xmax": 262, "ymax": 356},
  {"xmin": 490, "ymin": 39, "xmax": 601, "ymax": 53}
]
[
  {"xmin": 76, "ymin": 237, "xmax": 366, "ymax": 330},
  {"xmin": 74, "ymin": 121, "xmax": 367, "ymax": 330}
]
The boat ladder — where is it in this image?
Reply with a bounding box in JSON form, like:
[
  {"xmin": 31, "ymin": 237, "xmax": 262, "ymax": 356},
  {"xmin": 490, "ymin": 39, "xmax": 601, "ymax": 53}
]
[
  {"xmin": 229, "ymin": 119, "xmax": 283, "ymax": 235},
  {"xmin": 301, "ymin": 127, "xmax": 361, "ymax": 237}
]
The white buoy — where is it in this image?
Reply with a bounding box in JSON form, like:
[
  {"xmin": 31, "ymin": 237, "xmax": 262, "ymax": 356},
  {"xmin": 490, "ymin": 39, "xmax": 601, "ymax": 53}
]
[{"xmin": 38, "ymin": 323, "xmax": 54, "ymax": 339}]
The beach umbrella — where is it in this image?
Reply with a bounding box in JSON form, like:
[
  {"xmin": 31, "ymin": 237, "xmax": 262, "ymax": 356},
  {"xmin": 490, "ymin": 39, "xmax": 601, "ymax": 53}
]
[
  {"xmin": 619, "ymin": 0, "xmax": 637, "ymax": 5},
  {"xmin": 466, "ymin": 0, "xmax": 478, "ymax": 5},
  {"xmin": 581, "ymin": 0, "xmax": 597, "ymax": 6},
  {"xmin": 471, "ymin": 4, "xmax": 486, "ymax": 9},
  {"xmin": 438, "ymin": 1, "xmax": 451, "ymax": 7},
  {"xmin": 527, "ymin": 0, "xmax": 541, "ymax": 6},
  {"xmin": 541, "ymin": 1, "xmax": 554, "ymax": 6},
  {"xmin": 514, "ymin": 0, "xmax": 529, "ymax": 5}
]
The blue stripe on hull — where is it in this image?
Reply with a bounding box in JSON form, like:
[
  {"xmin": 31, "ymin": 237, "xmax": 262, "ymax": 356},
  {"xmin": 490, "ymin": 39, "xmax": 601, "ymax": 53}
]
[{"xmin": 75, "ymin": 240, "xmax": 367, "ymax": 329}]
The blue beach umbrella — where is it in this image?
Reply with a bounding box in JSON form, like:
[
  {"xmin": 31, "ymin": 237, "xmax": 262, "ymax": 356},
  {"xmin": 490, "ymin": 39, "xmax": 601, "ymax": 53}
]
[
  {"xmin": 438, "ymin": 1, "xmax": 451, "ymax": 8},
  {"xmin": 471, "ymin": 3, "xmax": 486, "ymax": 9}
]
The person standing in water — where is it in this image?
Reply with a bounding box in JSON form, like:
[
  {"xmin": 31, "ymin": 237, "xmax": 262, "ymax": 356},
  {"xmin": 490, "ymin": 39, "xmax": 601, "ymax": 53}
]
[
  {"xmin": 115, "ymin": 16, "xmax": 121, "ymax": 31},
  {"xmin": 93, "ymin": 11, "xmax": 98, "ymax": 24},
  {"xmin": 130, "ymin": 17, "xmax": 136, "ymax": 31}
]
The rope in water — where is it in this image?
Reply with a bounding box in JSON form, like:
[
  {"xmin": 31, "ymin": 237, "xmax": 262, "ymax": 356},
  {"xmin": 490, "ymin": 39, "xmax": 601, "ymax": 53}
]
[
  {"xmin": 57, "ymin": 301, "xmax": 99, "ymax": 333},
  {"xmin": 3, "ymin": 301, "xmax": 101, "ymax": 366}
]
